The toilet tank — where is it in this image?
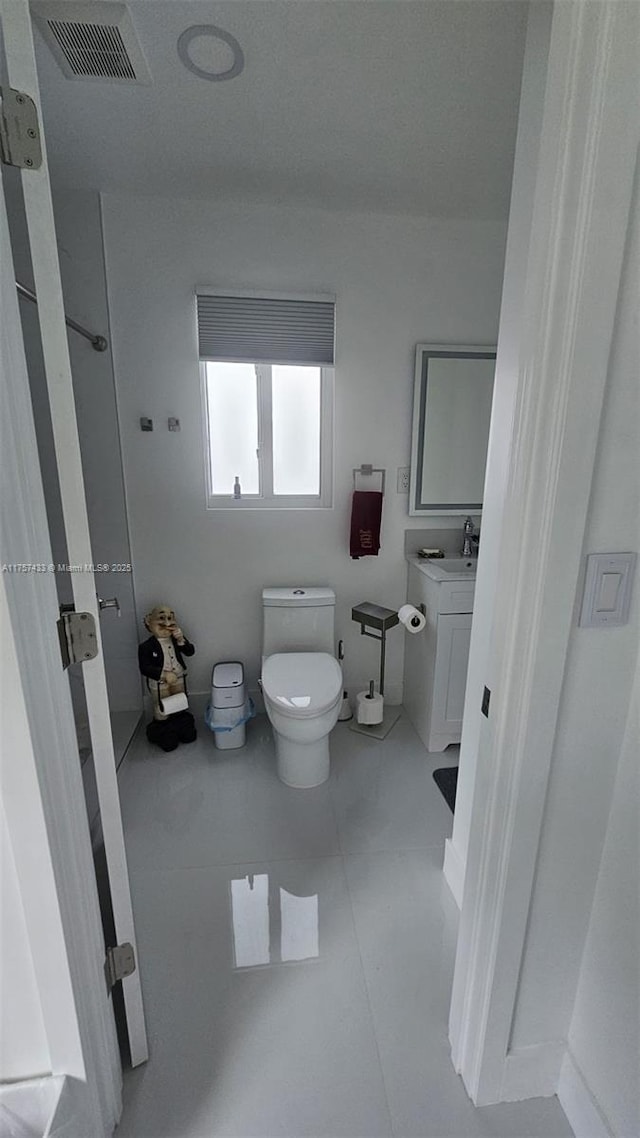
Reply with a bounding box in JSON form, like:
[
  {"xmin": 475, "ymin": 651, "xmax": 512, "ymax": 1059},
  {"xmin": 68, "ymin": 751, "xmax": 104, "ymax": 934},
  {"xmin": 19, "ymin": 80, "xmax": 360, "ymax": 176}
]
[{"xmin": 262, "ymin": 587, "xmax": 336, "ymax": 655}]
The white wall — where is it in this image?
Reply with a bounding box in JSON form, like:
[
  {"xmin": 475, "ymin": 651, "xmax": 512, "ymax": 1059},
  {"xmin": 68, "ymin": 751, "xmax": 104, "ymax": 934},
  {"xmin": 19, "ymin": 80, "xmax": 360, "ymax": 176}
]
[
  {"xmin": 564, "ymin": 645, "xmax": 639, "ymax": 1138},
  {"xmin": 4, "ymin": 175, "xmax": 141, "ymax": 715},
  {"xmin": 0, "ymin": 801, "xmax": 51, "ymax": 1081},
  {"xmin": 102, "ymin": 194, "xmax": 507, "ymax": 700}
]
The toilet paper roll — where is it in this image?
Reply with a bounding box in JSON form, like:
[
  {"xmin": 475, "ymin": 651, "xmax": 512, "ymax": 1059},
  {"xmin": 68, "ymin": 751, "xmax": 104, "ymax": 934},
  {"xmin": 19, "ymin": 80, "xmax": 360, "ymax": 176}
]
[
  {"xmin": 159, "ymin": 691, "xmax": 189, "ymax": 714},
  {"xmin": 398, "ymin": 603, "xmax": 426, "ymax": 634},
  {"xmin": 356, "ymin": 690, "xmax": 384, "ymax": 725}
]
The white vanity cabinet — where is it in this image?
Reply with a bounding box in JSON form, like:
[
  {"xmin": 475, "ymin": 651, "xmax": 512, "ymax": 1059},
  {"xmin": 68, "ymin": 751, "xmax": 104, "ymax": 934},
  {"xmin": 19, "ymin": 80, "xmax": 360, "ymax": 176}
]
[{"xmin": 403, "ymin": 559, "xmax": 475, "ymax": 752}]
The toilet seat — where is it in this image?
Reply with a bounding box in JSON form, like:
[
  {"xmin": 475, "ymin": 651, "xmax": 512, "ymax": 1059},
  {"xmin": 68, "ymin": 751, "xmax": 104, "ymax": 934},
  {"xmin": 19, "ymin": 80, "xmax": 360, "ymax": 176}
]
[{"xmin": 262, "ymin": 653, "xmax": 342, "ymax": 718}]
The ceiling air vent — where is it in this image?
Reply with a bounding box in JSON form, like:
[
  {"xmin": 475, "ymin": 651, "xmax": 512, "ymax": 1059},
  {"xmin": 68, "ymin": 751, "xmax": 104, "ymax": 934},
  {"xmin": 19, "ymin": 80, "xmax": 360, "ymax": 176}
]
[{"xmin": 32, "ymin": 2, "xmax": 151, "ymax": 84}]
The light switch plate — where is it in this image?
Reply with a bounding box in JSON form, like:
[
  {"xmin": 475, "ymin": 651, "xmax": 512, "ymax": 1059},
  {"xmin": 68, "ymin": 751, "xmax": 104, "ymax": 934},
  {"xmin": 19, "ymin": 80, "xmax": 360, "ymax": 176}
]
[{"xmin": 579, "ymin": 552, "xmax": 636, "ymax": 628}]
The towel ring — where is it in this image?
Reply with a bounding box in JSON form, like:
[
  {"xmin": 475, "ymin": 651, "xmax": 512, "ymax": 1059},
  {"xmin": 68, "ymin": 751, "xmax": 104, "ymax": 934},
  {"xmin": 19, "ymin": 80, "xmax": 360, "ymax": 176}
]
[{"xmin": 352, "ymin": 465, "xmax": 386, "ymax": 494}]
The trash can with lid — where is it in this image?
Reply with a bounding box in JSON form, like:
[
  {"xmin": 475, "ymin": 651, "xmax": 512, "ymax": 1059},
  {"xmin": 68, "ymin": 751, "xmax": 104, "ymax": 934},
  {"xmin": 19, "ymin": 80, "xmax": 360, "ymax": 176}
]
[{"xmin": 208, "ymin": 661, "xmax": 248, "ymax": 749}]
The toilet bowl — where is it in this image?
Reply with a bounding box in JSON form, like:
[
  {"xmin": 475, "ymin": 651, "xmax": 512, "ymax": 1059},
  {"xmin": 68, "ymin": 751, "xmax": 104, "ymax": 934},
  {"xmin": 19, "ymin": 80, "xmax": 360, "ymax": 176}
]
[{"xmin": 262, "ymin": 652, "xmax": 342, "ymax": 787}]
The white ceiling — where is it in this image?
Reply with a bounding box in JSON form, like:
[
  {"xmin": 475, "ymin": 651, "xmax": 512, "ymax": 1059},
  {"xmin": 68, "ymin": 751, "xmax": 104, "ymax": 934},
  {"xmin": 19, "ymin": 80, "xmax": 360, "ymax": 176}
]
[{"xmin": 33, "ymin": 0, "xmax": 528, "ymax": 218}]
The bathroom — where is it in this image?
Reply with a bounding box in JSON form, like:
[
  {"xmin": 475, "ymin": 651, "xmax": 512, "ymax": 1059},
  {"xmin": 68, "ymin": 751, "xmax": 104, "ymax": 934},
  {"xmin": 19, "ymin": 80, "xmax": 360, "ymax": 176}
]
[
  {"xmin": 4, "ymin": 1, "xmax": 511, "ymax": 823},
  {"xmin": 2, "ymin": 2, "xmax": 638, "ymax": 1137}
]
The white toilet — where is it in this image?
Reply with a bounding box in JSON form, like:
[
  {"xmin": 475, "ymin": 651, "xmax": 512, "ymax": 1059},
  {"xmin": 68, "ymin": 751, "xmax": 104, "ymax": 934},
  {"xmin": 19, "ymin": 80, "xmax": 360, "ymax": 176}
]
[{"xmin": 261, "ymin": 587, "xmax": 343, "ymax": 788}]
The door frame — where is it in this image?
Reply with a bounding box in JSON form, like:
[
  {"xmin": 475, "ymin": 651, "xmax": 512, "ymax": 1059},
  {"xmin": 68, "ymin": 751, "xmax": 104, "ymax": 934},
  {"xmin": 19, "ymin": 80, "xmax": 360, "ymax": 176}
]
[
  {"xmin": 449, "ymin": 0, "xmax": 639, "ymax": 1105},
  {"xmin": 1, "ymin": 160, "xmax": 121, "ymax": 1136},
  {"xmin": 1, "ymin": 0, "xmax": 147, "ymax": 1067}
]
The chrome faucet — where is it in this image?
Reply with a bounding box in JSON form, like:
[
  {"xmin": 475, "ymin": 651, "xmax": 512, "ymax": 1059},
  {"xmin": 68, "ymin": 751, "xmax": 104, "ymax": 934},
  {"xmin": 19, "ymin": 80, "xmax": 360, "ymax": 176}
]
[{"xmin": 461, "ymin": 516, "xmax": 475, "ymax": 557}]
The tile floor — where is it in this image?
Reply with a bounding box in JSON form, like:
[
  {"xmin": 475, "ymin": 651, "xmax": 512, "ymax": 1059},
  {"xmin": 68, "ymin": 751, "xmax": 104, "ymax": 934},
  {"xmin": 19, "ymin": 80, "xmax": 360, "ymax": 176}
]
[{"xmin": 116, "ymin": 707, "xmax": 572, "ymax": 1138}]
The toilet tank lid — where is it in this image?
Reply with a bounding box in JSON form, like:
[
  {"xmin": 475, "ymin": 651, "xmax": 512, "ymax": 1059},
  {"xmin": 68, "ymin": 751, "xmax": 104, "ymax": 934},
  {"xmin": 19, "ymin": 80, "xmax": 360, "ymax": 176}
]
[{"xmin": 262, "ymin": 587, "xmax": 335, "ymax": 608}]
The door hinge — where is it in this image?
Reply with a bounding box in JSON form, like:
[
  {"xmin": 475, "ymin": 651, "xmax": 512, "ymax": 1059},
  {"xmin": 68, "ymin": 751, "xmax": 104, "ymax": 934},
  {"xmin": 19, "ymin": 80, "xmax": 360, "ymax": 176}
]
[
  {"xmin": 105, "ymin": 943, "xmax": 136, "ymax": 993},
  {"xmin": 57, "ymin": 609, "xmax": 98, "ymax": 670},
  {"xmin": 0, "ymin": 87, "xmax": 42, "ymax": 170}
]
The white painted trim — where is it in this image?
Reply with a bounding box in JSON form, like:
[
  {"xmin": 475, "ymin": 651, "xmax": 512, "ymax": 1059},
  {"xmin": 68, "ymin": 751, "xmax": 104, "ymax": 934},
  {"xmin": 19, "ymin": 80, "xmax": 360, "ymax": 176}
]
[
  {"xmin": 0, "ymin": 1075, "xmax": 90, "ymax": 1138},
  {"xmin": 1, "ymin": 0, "xmax": 147, "ymax": 1066},
  {"xmin": 558, "ymin": 1051, "xmax": 613, "ymax": 1138},
  {"xmin": 0, "ymin": 577, "xmax": 82, "ymax": 1081},
  {"xmin": 0, "ymin": 138, "xmax": 120, "ymax": 1136},
  {"xmin": 0, "ymin": 1076, "xmax": 64, "ymax": 1138},
  {"xmin": 449, "ymin": 0, "xmax": 639, "ymax": 1107},
  {"xmin": 446, "ymin": 0, "xmax": 553, "ymax": 898},
  {"xmin": 501, "ymin": 1042, "xmax": 566, "ymax": 1103},
  {"xmin": 443, "ymin": 838, "xmax": 464, "ymax": 909},
  {"xmin": 257, "ymin": 363, "xmax": 274, "ymax": 498}
]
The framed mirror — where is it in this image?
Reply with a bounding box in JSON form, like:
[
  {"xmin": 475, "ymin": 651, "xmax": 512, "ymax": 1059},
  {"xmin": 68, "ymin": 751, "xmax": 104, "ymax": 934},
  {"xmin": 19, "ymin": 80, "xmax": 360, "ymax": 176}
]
[{"xmin": 409, "ymin": 343, "xmax": 496, "ymax": 515}]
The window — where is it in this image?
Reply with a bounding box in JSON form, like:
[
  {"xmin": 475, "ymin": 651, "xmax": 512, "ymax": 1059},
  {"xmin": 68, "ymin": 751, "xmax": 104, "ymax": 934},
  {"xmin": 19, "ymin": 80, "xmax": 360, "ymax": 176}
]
[
  {"xmin": 202, "ymin": 360, "xmax": 333, "ymax": 507},
  {"xmin": 198, "ymin": 292, "xmax": 334, "ymax": 509}
]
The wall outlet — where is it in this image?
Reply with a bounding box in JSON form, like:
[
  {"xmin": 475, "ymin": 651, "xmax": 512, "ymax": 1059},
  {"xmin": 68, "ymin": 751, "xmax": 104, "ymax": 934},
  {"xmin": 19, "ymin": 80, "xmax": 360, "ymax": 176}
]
[{"xmin": 397, "ymin": 467, "xmax": 410, "ymax": 493}]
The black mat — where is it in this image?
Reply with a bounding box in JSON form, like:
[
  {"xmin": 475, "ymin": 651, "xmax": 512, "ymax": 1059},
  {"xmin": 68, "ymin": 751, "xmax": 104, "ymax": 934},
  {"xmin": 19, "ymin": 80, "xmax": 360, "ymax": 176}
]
[{"xmin": 433, "ymin": 767, "xmax": 458, "ymax": 813}]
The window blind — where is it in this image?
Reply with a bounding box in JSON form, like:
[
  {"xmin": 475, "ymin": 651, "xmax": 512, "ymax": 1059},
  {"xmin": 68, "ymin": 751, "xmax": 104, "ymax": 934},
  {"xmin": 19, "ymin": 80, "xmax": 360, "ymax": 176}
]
[{"xmin": 197, "ymin": 294, "xmax": 335, "ymax": 366}]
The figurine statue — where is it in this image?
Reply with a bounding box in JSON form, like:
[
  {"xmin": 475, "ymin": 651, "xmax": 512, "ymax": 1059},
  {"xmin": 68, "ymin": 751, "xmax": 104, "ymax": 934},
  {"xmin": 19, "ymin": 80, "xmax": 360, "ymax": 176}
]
[{"xmin": 138, "ymin": 604, "xmax": 197, "ymax": 752}]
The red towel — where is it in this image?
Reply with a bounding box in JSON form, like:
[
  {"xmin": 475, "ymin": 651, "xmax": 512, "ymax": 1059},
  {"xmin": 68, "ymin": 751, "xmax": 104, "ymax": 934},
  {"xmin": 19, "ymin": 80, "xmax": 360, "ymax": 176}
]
[{"xmin": 350, "ymin": 491, "xmax": 383, "ymax": 559}]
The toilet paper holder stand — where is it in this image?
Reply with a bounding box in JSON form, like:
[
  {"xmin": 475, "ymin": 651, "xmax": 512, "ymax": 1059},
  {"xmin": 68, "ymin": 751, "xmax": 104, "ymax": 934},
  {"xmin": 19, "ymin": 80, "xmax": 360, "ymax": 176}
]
[{"xmin": 351, "ymin": 602, "xmax": 399, "ymax": 696}]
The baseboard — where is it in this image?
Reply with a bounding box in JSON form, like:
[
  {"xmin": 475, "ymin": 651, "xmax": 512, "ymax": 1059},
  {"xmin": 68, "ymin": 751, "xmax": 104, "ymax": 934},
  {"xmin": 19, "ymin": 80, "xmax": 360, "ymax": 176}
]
[
  {"xmin": 443, "ymin": 837, "xmax": 465, "ymax": 908},
  {"xmin": 501, "ymin": 1041, "xmax": 566, "ymax": 1101},
  {"xmin": 558, "ymin": 1050, "xmax": 613, "ymax": 1138}
]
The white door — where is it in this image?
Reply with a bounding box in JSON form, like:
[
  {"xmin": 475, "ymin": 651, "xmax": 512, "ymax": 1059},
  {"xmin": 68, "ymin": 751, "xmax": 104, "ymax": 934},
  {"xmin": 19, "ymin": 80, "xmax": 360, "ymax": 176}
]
[{"xmin": 1, "ymin": 0, "xmax": 147, "ymax": 1066}]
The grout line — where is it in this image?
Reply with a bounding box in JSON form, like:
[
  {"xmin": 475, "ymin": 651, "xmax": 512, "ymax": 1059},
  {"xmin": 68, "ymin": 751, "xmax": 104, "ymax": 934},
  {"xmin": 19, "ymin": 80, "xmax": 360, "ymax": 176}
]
[
  {"xmin": 326, "ymin": 759, "xmax": 345, "ymax": 858},
  {"xmin": 341, "ymin": 840, "xmax": 450, "ymax": 858},
  {"xmin": 128, "ymin": 851, "xmax": 345, "ymax": 875},
  {"xmin": 126, "ymin": 841, "xmax": 451, "ymax": 877},
  {"xmin": 338, "ymin": 851, "xmax": 396, "ymax": 1138}
]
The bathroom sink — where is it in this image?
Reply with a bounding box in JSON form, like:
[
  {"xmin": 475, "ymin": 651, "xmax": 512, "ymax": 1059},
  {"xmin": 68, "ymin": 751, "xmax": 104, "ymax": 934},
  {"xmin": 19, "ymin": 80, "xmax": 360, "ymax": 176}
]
[
  {"xmin": 435, "ymin": 558, "xmax": 477, "ymax": 573},
  {"xmin": 414, "ymin": 556, "xmax": 477, "ymax": 582}
]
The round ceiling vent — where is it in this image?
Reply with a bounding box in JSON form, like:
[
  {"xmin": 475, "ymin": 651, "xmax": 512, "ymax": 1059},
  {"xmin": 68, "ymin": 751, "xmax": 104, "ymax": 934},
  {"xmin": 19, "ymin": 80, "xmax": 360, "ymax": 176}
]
[{"xmin": 177, "ymin": 24, "xmax": 244, "ymax": 82}]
